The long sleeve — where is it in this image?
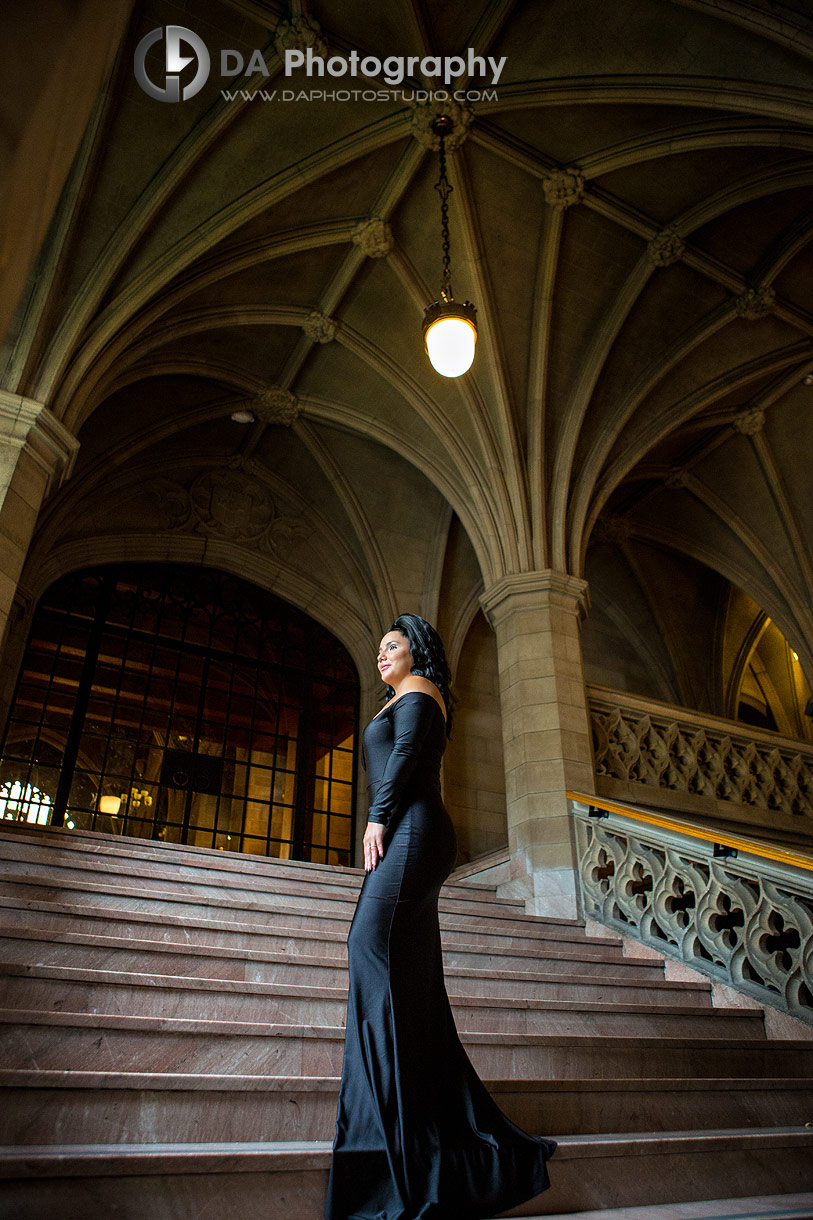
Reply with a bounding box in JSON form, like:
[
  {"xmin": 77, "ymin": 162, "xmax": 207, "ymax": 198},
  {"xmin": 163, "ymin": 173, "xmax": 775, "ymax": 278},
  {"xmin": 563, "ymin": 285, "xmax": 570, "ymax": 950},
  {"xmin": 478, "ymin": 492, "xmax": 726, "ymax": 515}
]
[{"xmin": 367, "ymin": 692, "xmax": 440, "ymax": 826}]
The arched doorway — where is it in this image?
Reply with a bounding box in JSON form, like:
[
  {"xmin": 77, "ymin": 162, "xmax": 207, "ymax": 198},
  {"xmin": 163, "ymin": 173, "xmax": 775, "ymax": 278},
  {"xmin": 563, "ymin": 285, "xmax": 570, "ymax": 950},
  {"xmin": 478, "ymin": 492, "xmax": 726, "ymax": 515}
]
[{"xmin": 0, "ymin": 564, "xmax": 359, "ymax": 864}]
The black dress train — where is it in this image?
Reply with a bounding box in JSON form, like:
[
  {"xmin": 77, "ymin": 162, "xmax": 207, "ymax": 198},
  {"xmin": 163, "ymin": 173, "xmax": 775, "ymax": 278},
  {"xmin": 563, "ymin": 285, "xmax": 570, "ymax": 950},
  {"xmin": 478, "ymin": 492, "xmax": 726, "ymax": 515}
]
[{"xmin": 324, "ymin": 690, "xmax": 556, "ymax": 1220}]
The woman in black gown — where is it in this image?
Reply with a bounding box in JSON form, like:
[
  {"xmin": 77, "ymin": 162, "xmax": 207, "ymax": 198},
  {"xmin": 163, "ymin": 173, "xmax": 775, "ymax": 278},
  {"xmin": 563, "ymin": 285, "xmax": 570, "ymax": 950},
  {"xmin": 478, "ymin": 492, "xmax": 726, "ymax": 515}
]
[{"xmin": 325, "ymin": 614, "xmax": 556, "ymax": 1220}]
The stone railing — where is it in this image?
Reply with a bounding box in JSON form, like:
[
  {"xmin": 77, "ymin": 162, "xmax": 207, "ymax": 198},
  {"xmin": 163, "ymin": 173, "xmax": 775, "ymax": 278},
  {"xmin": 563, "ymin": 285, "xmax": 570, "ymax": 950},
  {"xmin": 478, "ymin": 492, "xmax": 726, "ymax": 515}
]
[
  {"xmin": 588, "ymin": 686, "xmax": 813, "ymax": 830},
  {"xmin": 571, "ymin": 796, "xmax": 813, "ymax": 1025}
]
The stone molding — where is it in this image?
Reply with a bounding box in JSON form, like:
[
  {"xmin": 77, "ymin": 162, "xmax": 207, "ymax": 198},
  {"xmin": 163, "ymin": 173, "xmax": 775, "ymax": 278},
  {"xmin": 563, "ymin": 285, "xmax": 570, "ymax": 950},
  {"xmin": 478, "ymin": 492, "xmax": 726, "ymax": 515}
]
[
  {"xmin": 480, "ymin": 569, "xmax": 590, "ymax": 627},
  {"xmin": 410, "ymin": 98, "xmax": 471, "ymax": 151},
  {"xmin": 572, "ymin": 801, "xmax": 813, "ymax": 1025},
  {"xmin": 0, "ymin": 391, "xmax": 79, "ymax": 494},
  {"xmin": 646, "ymin": 226, "xmax": 685, "ymax": 267},
  {"xmin": 542, "ymin": 168, "xmax": 585, "ymax": 211},
  {"xmin": 351, "ymin": 217, "xmax": 394, "ymax": 258},
  {"xmin": 302, "ymin": 310, "xmax": 337, "ymax": 343}
]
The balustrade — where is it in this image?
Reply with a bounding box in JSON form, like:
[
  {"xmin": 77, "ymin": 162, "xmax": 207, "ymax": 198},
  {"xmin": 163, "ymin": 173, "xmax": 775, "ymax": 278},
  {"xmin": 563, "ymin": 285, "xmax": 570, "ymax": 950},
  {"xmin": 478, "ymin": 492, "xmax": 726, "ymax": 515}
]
[
  {"xmin": 571, "ymin": 797, "xmax": 813, "ymax": 1025},
  {"xmin": 589, "ymin": 687, "xmax": 813, "ymax": 825}
]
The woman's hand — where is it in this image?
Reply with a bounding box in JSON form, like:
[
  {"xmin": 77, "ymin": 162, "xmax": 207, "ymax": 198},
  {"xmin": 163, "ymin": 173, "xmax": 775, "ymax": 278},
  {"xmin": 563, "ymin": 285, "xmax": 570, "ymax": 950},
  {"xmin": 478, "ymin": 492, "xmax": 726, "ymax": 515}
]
[{"xmin": 363, "ymin": 821, "xmax": 386, "ymax": 871}]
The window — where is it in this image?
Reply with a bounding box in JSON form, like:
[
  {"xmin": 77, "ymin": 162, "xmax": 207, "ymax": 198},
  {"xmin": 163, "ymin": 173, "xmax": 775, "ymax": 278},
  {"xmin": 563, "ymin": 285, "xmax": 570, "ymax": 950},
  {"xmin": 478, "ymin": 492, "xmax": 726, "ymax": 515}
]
[
  {"xmin": 0, "ymin": 565, "xmax": 358, "ymax": 865},
  {"xmin": 0, "ymin": 780, "xmax": 52, "ymax": 826}
]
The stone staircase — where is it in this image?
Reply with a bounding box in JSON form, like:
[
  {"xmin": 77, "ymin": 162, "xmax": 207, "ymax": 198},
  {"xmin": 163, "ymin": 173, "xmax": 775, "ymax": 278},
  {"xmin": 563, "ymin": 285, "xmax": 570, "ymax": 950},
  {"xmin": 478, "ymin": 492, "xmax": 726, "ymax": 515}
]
[{"xmin": 0, "ymin": 822, "xmax": 811, "ymax": 1219}]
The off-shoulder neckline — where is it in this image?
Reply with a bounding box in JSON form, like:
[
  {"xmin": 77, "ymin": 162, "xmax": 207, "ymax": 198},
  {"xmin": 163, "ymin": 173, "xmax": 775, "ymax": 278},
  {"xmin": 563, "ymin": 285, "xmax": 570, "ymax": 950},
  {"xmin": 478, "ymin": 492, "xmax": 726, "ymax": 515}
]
[{"xmin": 370, "ymin": 688, "xmax": 446, "ymax": 725}]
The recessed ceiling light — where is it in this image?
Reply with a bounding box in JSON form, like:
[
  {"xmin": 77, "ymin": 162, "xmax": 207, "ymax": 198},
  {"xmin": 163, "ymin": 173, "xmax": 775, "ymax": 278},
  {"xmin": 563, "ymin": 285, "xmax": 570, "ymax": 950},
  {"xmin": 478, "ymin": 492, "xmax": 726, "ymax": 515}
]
[{"xmin": 231, "ymin": 409, "xmax": 255, "ymax": 423}]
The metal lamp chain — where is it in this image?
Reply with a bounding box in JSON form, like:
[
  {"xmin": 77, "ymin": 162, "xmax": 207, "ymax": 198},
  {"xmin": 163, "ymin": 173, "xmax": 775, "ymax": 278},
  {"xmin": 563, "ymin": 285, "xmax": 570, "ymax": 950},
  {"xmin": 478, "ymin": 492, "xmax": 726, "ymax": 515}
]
[{"xmin": 434, "ymin": 132, "xmax": 454, "ymax": 302}]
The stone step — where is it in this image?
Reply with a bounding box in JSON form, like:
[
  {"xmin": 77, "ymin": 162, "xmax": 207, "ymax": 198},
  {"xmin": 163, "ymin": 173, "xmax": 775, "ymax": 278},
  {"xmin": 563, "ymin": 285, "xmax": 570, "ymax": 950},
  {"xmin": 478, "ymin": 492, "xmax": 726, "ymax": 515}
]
[
  {"xmin": 0, "ymin": 894, "xmax": 621, "ymax": 956},
  {"xmin": 0, "ymin": 847, "xmax": 514, "ymax": 916},
  {"xmin": 0, "ymin": 1013, "xmax": 778, "ymax": 1078},
  {"xmin": 539, "ymin": 1195, "xmax": 813, "ymax": 1220},
  {"xmin": 0, "ymin": 1129, "xmax": 811, "ymax": 1218},
  {"xmin": 0, "ymin": 872, "xmax": 586, "ymax": 934},
  {"xmin": 1, "ymin": 1070, "xmax": 810, "ymax": 1144},
  {"xmin": 0, "ymin": 864, "xmax": 519, "ymax": 922},
  {"xmin": 0, "ymin": 828, "xmax": 368, "ymax": 892},
  {"xmin": 0, "ymin": 928, "xmax": 676, "ymax": 990},
  {"xmin": 0, "ymin": 960, "xmax": 721, "ymax": 1031},
  {"xmin": 0, "ymin": 824, "xmax": 509, "ymax": 908}
]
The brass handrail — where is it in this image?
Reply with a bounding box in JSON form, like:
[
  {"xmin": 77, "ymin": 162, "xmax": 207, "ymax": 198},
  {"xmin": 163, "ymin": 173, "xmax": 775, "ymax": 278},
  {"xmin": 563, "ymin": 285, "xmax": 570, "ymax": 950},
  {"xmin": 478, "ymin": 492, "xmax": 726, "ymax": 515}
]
[{"xmin": 567, "ymin": 790, "xmax": 813, "ymax": 873}]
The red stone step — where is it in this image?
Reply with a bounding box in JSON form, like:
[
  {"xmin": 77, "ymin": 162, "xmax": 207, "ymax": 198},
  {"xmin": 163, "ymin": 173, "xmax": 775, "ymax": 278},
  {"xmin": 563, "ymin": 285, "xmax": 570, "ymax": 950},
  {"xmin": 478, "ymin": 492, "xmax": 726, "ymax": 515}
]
[
  {"xmin": 1, "ymin": 1070, "xmax": 809, "ymax": 1144},
  {"xmin": 0, "ymin": 829, "xmax": 512, "ymax": 907},
  {"xmin": 0, "ymin": 870, "xmax": 558, "ymax": 928},
  {"xmin": 0, "ymin": 824, "xmax": 506, "ymax": 907},
  {"xmin": 0, "ymin": 929, "xmax": 685, "ymax": 992},
  {"xmin": 0, "ymin": 893, "xmax": 618, "ymax": 955},
  {"xmin": 0, "ymin": 1012, "xmax": 777, "ymax": 1079},
  {"xmin": 540, "ymin": 1196, "xmax": 813, "ymax": 1220},
  {"xmin": 0, "ymin": 961, "xmax": 719, "ymax": 1028},
  {"xmin": 0, "ymin": 1129, "xmax": 811, "ymax": 1219}
]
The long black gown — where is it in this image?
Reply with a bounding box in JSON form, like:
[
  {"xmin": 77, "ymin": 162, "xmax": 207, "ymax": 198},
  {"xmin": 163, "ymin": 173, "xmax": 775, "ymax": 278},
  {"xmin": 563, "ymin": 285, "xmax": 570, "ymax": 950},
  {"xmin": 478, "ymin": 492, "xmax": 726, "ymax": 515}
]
[{"xmin": 324, "ymin": 690, "xmax": 556, "ymax": 1220}]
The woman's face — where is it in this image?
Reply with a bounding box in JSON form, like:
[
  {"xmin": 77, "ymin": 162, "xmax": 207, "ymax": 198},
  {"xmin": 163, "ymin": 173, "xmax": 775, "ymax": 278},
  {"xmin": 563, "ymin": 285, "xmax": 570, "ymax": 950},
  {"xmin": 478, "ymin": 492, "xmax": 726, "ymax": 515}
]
[{"xmin": 377, "ymin": 630, "xmax": 412, "ymax": 687}]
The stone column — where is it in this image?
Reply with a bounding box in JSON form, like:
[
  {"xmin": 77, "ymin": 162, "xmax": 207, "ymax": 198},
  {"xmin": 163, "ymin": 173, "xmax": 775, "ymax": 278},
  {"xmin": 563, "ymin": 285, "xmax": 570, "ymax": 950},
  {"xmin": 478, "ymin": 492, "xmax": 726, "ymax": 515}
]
[
  {"xmin": 0, "ymin": 392, "xmax": 78, "ymax": 652},
  {"xmin": 480, "ymin": 570, "xmax": 595, "ymax": 918}
]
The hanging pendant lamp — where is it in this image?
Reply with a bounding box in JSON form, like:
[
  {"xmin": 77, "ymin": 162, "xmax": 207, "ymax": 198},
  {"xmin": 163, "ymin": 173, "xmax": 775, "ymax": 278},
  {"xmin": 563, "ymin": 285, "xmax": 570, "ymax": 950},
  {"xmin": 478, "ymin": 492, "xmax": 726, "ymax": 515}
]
[{"xmin": 422, "ymin": 116, "xmax": 477, "ymax": 377}]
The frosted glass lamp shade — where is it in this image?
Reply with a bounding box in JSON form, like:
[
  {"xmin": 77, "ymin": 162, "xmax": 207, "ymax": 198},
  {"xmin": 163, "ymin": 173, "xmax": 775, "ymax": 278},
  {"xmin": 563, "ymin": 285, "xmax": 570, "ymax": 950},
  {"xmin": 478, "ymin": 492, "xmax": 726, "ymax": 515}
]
[
  {"xmin": 423, "ymin": 299, "xmax": 477, "ymax": 377},
  {"xmin": 99, "ymin": 794, "xmax": 122, "ymax": 815}
]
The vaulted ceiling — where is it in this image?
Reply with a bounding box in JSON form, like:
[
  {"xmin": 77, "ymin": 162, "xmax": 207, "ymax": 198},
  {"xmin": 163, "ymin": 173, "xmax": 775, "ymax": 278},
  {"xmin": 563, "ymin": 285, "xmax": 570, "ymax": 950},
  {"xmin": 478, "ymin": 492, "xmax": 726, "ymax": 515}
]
[{"xmin": 4, "ymin": 0, "xmax": 813, "ymax": 694}]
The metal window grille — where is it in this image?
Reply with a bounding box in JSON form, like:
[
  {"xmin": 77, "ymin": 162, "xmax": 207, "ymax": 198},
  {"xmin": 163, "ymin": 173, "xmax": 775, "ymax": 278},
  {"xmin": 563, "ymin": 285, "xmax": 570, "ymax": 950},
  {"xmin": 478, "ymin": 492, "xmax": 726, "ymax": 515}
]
[{"xmin": 0, "ymin": 565, "xmax": 359, "ymax": 865}]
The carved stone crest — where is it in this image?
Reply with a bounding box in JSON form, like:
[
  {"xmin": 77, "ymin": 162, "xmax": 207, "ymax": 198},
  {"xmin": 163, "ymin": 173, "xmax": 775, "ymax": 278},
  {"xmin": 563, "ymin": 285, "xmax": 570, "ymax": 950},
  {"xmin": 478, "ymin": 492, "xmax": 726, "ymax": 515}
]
[
  {"xmin": 647, "ymin": 227, "xmax": 685, "ymax": 268},
  {"xmin": 352, "ymin": 217, "xmax": 394, "ymax": 258},
  {"xmin": 148, "ymin": 469, "xmax": 310, "ymax": 560},
  {"xmin": 190, "ymin": 469, "xmax": 275, "ymax": 542},
  {"xmin": 274, "ymin": 14, "xmax": 327, "ymax": 58},
  {"xmin": 733, "ymin": 406, "xmax": 765, "ymax": 435},
  {"xmin": 250, "ymin": 386, "xmax": 302, "ymax": 427},
  {"xmin": 302, "ymin": 310, "xmax": 337, "ymax": 343},
  {"xmin": 410, "ymin": 98, "xmax": 471, "ymax": 151},
  {"xmin": 543, "ymin": 168, "xmax": 585, "ymax": 211},
  {"xmin": 734, "ymin": 286, "xmax": 776, "ymax": 320}
]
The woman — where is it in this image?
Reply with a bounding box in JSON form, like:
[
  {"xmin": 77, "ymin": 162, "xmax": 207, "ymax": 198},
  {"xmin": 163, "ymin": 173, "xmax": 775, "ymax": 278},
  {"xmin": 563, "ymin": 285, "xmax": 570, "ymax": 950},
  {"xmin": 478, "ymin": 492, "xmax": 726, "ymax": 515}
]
[{"xmin": 325, "ymin": 614, "xmax": 556, "ymax": 1220}]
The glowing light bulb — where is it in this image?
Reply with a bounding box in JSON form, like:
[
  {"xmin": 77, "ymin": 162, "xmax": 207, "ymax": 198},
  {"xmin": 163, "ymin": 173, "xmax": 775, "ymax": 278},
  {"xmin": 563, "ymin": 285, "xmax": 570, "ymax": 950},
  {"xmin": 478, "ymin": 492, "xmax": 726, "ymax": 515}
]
[{"xmin": 423, "ymin": 300, "xmax": 477, "ymax": 377}]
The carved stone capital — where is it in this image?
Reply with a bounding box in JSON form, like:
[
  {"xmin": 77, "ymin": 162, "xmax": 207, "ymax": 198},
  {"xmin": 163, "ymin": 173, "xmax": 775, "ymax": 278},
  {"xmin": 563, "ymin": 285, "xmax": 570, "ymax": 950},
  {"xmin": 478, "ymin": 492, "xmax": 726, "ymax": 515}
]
[
  {"xmin": 410, "ymin": 98, "xmax": 471, "ymax": 151},
  {"xmin": 543, "ymin": 168, "xmax": 585, "ymax": 211},
  {"xmin": 274, "ymin": 14, "xmax": 327, "ymax": 58},
  {"xmin": 480, "ymin": 569, "xmax": 591, "ymax": 627},
  {"xmin": 302, "ymin": 311, "xmax": 337, "ymax": 344},
  {"xmin": 352, "ymin": 217, "xmax": 394, "ymax": 258},
  {"xmin": 734, "ymin": 286, "xmax": 776, "ymax": 320},
  {"xmin": 0, "ymin": 391, "xmax": 79, "ymax": 495},
  {"xmin": 647, "ymin": 226, "xmax": 685, "ymax": 268},
  {"xmin": 250, "ymin": 386, "xmax": 302, "ymax": 427},
  {"xmin": 733, "ymin": 406, "xmax": 765, "ymax": 435}
]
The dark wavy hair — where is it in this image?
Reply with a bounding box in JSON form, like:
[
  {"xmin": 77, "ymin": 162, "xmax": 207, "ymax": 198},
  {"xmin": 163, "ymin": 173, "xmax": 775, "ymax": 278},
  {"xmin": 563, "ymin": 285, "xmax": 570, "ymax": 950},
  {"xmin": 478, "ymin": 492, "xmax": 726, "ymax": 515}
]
[{"xmin": 383, "ymin": 613, "xmax": 455, "ymax": 737}]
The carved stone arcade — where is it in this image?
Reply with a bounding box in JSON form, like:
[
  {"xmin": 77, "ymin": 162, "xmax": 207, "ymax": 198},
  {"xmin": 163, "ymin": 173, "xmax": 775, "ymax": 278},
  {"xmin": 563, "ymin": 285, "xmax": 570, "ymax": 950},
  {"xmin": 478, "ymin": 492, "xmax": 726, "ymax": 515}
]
[{"xmin": 590, "ymin": 696, "xmax": 813, "ymax": 822}]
